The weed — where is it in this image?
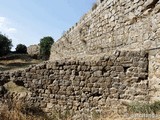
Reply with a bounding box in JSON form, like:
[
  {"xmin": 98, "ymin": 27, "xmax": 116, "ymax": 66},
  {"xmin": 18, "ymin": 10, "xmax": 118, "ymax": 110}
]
[
  {"xmin": 91, "ymin": 110, "xmax": 101, "ymax": 120},
  {"xmin": 51, "ymin": 108, "xmax": 72, "ymax": 120},
  {"xmin": 92, "ymin": 3, "xmax": 98, "ymax": 11},
  {"xmin": 0, "ymin": 99, "xmax": 49, "ymax": 120}
]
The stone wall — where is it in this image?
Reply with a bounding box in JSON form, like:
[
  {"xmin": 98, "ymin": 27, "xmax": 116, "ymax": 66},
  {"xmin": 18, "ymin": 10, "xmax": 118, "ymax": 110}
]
[
  {"xmin": 148, "ymin": 50, "xmax": 160, "ymax": 101},
  {"xmin": 0, "ymin": 51, "xmax": 149, "ymax": 118},
  {"xmin": 50, "ymin": 0, "xmax": 160, "ymax": 61}
]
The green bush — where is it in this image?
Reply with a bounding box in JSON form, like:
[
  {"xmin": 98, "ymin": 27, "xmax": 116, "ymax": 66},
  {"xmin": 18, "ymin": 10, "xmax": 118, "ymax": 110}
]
[
  {"xmin": 16, "ymin": 44, "xmax": 27, "ymax": 54},
  {"xmin": 0, "ymin": 33, "xmax": 12, "ymax": 57},
  {"xmin": 40, "ymin": 36, "xmax": 54, "ymax": 60}
]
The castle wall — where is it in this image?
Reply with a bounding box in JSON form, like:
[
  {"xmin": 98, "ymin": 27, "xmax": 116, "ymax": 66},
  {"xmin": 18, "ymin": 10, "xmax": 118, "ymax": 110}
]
[
  {"xmin": 49, "ymin": 0, "xmax": 160, "ymax": 102},
  {"xmin": 50, "ymin": 0, "xmax": 160, "ymax": 61}
]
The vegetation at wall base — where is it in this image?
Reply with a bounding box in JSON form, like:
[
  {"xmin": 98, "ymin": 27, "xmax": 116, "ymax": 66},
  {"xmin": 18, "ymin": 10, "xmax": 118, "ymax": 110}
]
[
  {"xmin": 127, "ymin": 101, "xmax": 160, "ymax": 114},
  {"xmin": 0, "ymin": 98, "xmax": 73, "ymax": 120}
]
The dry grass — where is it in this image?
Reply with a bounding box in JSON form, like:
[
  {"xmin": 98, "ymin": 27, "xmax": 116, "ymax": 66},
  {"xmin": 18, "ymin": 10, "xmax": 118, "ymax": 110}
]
[
  {"xmin": 4, "ymin": 81, "xmax": 29, "ymax": 93},
  {"xmin": 1, "ymin": 99, "xmax": 159, "ymax": 120},
  {"xmin": 0, "ymin": 53, "xmax": 43, "ymax": 72},
  {"xmin": 0, "ymin": 99, "xmax": 49, "ymax": 120},
  {"xmin": 0, "ymin": 59, "xmax": 42, "ymax": 71},
  {"xmin": 103, "ymin": 101, "xmax": 160, "ymax": 120},
  {"xmin": 51, "ymin": 109, "xmax": 72, "ymax": 120},
  {"xmin": 127, "ymin": 101, "xmax": 160, "ymax": 115},
  {"xmin": 0, "ymin": 99, "xmax": 73, "ymax": 120},
  {"xmin": 0, "ymin": 59, "xmax": 39, "ymax": 64}
]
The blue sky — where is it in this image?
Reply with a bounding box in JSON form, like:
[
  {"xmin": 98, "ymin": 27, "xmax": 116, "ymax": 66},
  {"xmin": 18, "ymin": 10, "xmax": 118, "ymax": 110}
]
[{"xmin": 0, "ymin": 0, "xmax": 95, "ymax": 50}]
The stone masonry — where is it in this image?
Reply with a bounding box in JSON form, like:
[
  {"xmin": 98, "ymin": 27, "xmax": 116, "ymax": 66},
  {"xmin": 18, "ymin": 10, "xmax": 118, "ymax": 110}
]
[{"xmin": 0, "ymin": 50, "xmax": 148, "ymax": 119}]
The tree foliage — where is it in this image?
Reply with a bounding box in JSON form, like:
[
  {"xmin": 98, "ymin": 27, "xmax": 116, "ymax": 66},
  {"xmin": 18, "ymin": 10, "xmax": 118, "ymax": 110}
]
[
  {"xmin": 16, "ymin": 44, "xmax": 27, "ymax": 54},
  {"xmin": 40, "ymin": 36, "xmax": 54, "ymax": 60},
  {"xmin": 0, "ymin": 33, "xmax": 12, "ymax": 57}
]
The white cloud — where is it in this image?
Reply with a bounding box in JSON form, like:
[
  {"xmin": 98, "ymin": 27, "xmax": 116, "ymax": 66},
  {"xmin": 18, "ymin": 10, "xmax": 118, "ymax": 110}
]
[
  {"xmin": 0, "ymin": 17, "xmax": 6, "ymax": 23},
  {"xmin": 0, "ymin": 16, "xmax": 17, "ymax": 34},
  {"xmin": 7, "ymin": 28, "xmax": 17, "ymax": 33},
  {"xmin": 0, "ymin": 17, "xmax": 7, "ymax": 27},
  {"xmin": 0, "ymin": 17, "xmax": 5, "ymax": 21},
  {"xmin": 0, "ymin": 16, "xmax": 18, "ymax": 50}
]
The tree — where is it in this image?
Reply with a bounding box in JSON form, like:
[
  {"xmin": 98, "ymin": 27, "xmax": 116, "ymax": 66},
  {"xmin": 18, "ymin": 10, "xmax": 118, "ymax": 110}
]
[
  {"xmin": 40, "ymin": 36, "xmax": 54, "ymax": 60},
  {"xmin": 0, "ymin": 33, "xmax": 12, "ymax": 57},
  {"xmin": 16, "ymin": 44, "xmax": 27, "ymax": 54}
]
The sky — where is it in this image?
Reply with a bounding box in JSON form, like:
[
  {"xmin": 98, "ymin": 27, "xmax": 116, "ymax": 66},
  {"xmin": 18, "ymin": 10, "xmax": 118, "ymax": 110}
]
[{"xmin": 0, "ymin": 0, "xmax": 96, "ymax": 50}]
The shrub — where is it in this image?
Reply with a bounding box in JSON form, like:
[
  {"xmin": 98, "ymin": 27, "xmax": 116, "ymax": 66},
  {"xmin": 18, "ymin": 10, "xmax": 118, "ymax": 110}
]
[
  {"xmin": 40, "ymin": 36, "xmax": 54, "ymax": 60},
  {"xmin": 16, "ymin": 44, "xmax": 27, "ymax": 54}
]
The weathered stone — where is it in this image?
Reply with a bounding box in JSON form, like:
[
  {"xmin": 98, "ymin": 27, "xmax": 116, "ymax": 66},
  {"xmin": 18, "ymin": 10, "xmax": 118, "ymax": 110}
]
[
  {"xmin": 116, "ymin": 66, "xmax": 124, "ymax": 72},
  {"xmin": 91, "ymin": 66, "xmax": 99, "ymax": 71},
  {"xmin": 27, "ymin": 45, "xmax": 40, "ymax": 58},
  {"xmin": 93, "ymin": 70, "xmax": 102, "ymax": 77}
]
